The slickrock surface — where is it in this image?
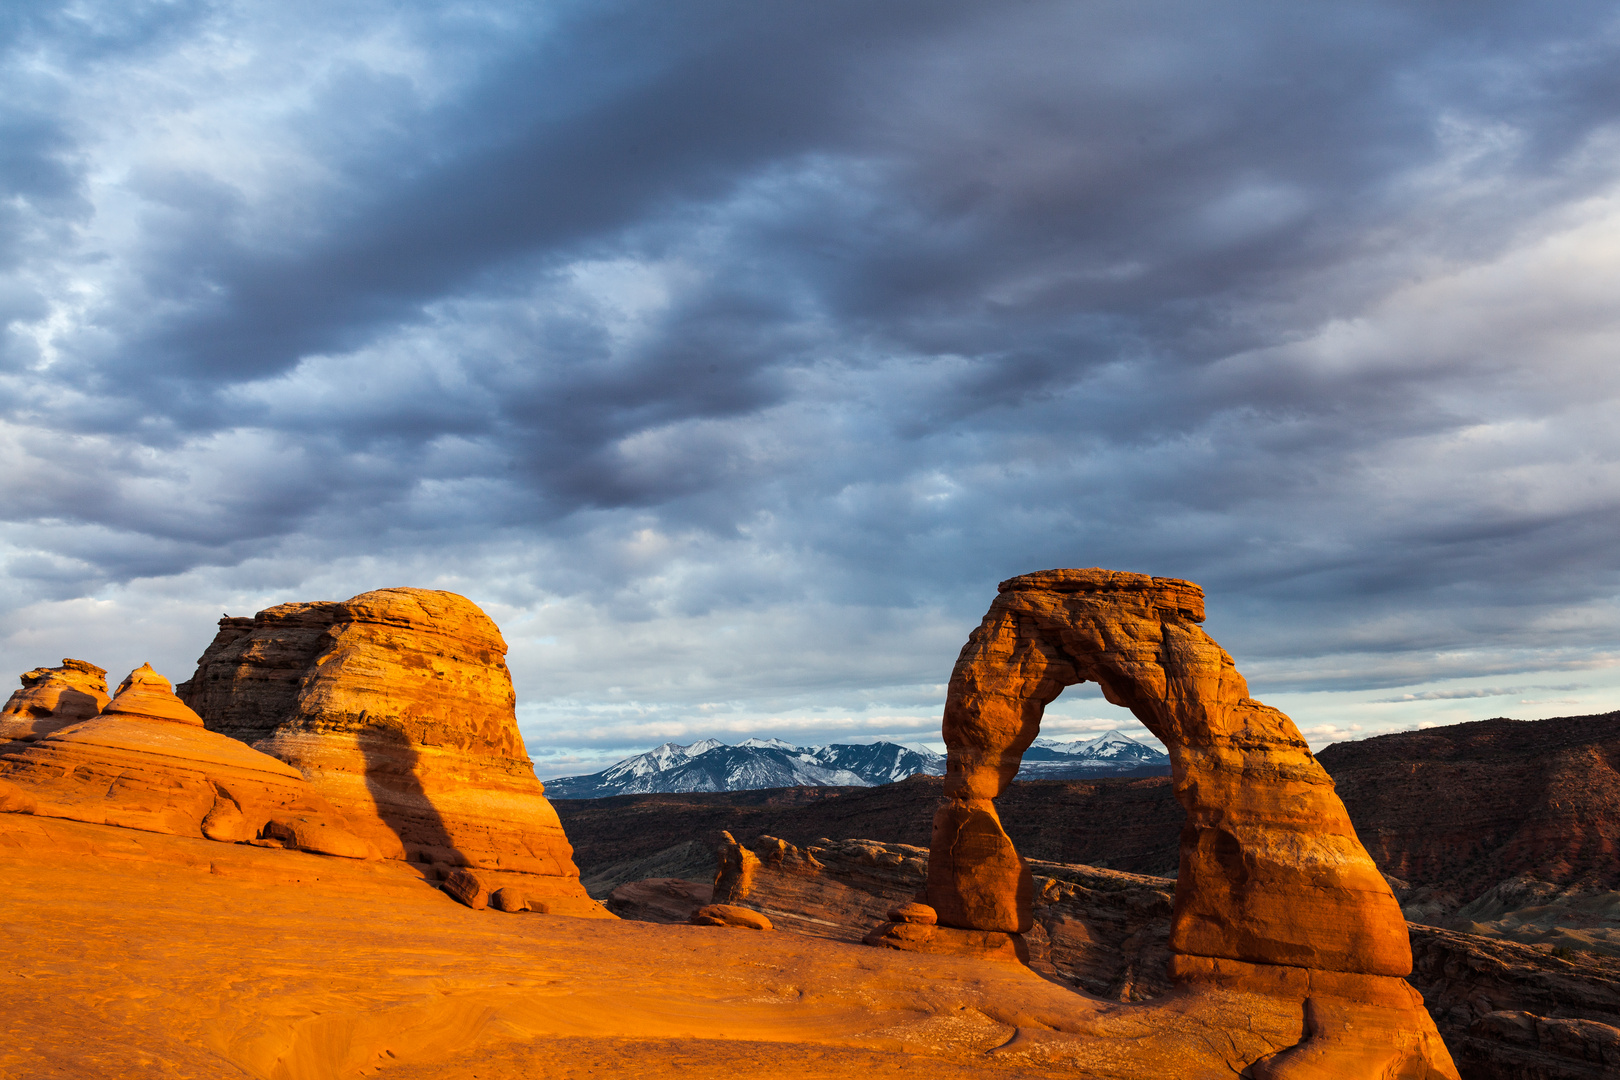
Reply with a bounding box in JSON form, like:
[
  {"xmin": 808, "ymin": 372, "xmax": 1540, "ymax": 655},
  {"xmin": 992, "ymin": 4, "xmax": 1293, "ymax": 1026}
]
[
  {"xmin": 0, "ymin": 657, "xmax": 108, "ymax": 749},
  {"xmin": 0, "ymin": 664, "xmax": 373, "ymax": 857},
  {"xmin": 0, "ymin": 812, "xmax": 1453, "ymax": 1080},
  {"xmin": 180, "ymin": 587, "xmax": 603, "ymax": 915},
  {"xmin": 906, "ymin": 568, "xmax": 1455, "ymax": 1077}
]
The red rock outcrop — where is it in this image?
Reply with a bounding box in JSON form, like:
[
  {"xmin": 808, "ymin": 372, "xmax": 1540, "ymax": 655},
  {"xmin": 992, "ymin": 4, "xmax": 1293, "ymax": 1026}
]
[
  {"xmin": 1320, "ymin": 713, "xmax": 1620, "ymax": 909},
  {"xmin": 179, "ymin": 587, "xmax": 607, "ymax": 916},
  {"xmin": 0, "ymin": 658, "xmax": 108, "ymax": 749},
  {"xmin": 0, "ymin": 664, "xmax": 373, "ymax": 858},
  {"xmin": 877, "ymin": 568, "xmax": 1457, "ymax": 1078}
]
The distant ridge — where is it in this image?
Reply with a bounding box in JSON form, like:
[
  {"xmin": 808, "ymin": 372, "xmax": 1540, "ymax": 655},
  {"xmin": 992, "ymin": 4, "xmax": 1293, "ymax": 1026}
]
[
  {"xmin": 543, "ymin": 728, "xmax": 1168, "ymax": 799},
  {"xmin": 543, "ymin": 739, "xmax": 943, "ymax": 799}
]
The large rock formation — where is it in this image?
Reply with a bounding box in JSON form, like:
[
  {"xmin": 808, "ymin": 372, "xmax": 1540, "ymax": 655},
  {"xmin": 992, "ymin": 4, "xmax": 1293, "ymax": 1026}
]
[
  {"xmin": 874, "ymin": 568, "xmax": 1457, "ymax": 1078},
  {"xmin": 0, "ymin": 658, "xmax": 108, "ymax": 749},
  {"xmin": 179, "ymin": 587, "xmax": 604, "ymax": 915},
  {"xmin": 0, "ymin": 664, "xmax": 372, "ymax": 857}
]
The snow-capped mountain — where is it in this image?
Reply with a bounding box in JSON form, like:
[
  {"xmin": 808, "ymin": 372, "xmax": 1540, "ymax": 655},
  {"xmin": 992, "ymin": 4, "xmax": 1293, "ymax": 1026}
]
[
  {"xmin": 1017, "ymin": 728, "xmax": 1170, "ymax": 779},
  {"xmin": 544, "ymin": 739, "xmax": 944, "ymax": 799},
  {"xmin": 543, "ymin": 728, "xmax": 1168, "ymax": 798}
]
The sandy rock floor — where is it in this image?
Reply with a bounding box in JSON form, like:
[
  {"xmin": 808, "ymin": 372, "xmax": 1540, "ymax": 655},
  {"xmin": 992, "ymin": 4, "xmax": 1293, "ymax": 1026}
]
[{"xmin": 0, "ymin": 816, "xmax": 1303, "ymax": 1080}]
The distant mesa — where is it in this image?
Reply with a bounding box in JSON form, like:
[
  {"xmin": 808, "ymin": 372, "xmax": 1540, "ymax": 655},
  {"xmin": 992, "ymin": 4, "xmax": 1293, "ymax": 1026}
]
[
  {"xmin": 0, "ymin": 662, "xmax": 374, "ymax": 858},
  {"xmin": 0, "ymin": 658, "xmax": 109, "ymax": 750},
  {"xmin": 178, "ymin": 586, "xmax": 609, "ymax": 917}
]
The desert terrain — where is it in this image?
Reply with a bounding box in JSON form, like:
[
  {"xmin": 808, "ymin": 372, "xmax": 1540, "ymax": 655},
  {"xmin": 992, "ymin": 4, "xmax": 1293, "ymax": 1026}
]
[{"xmin": 13, "ymin": 572, "xmax": 1619, "ymax": 1078}]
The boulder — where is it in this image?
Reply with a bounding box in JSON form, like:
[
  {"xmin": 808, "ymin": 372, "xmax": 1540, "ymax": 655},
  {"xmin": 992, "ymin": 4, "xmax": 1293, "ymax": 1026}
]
[
  {"xmin": 0, "ymin": 659, "xmax": 108, "ymax": 749},
  {"xmin": 489, "ymin": 886, "xmax": 530, "ymax": 912},
  {"xmin": 690, "ymin": 904, "xmax": 773, "ymax": 930},
  {"xmin": 442, "ymin": 868, "xmax": 490, "ymax": 910},
  {"xmin": 888, "ymin": 902, "xmax": 937, "ymax": 925},
  {"xmin": 0, "ymin": 777, "xmax": 36, "ymax": 814},
  {"xmin": 0, "ymin": 665, "xmax": 374, "ymax": 859},
  {"xmin": 179, "ymin": 587, "xmax": 607, "ymax": 915},
  {"xmin": 886, "ymin": 569, "xmax": 1458, "ymax": 1078}
]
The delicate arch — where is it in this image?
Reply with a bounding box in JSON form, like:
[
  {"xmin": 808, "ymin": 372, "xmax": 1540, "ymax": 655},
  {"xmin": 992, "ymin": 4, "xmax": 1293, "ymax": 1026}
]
[{"xmin": 927, "ymin": 568, "xmax": 1409, "ymax": 977}]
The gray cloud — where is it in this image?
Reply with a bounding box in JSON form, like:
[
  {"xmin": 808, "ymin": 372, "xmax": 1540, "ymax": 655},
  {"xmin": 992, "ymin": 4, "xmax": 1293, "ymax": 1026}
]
[{"xmin": 3, "ymin": 1, "xmax": 1620, "ymax": 762}]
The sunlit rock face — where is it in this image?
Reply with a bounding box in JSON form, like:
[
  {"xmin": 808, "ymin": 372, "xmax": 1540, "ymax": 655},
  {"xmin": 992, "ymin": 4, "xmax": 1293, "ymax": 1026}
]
[
  {"xmin": 0, "ymin": 664, "xmax": 373, "ymax": 858},
  {"xmin": 873, "ymin": 568, "xmax": 1459, "ymax": 1079},
  {"xmin": 179, "ymin": 587, "xmax": 604, "ymax": 914},
  {"xmin": 0, "ymin": 658, "xmax": 110, "ymax": 750}
]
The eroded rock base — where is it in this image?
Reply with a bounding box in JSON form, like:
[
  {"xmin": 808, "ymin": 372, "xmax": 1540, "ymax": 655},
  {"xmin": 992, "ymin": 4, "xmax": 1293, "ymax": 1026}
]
[{"xmin": 1173, "ymin": 956, "xmax": 1457, "ymax": 1079}]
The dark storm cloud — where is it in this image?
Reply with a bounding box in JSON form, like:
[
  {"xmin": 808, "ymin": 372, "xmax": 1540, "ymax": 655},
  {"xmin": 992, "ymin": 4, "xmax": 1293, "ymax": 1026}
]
[{"xmin": 3, "ymin": 0, "xmax": 1620, "ymax": 735}]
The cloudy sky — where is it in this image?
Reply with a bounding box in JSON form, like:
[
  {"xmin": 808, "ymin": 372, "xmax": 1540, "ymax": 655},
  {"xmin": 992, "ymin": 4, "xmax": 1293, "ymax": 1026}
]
[{"xmin": 4, "ymin": 1, "xmax": 1620, "ymax": 777}]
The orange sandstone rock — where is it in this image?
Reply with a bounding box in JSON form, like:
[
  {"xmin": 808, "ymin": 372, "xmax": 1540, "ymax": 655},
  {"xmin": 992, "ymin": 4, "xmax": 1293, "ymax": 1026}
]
[
  {"xmin": 179, "ymin": 587, "xmax": 608, "ymax": 916},
  {"xmin": 0, "ymin": 664, "xmax": 373, "ymax": 858},
  {"xmin": 901, "ymin": 569, "xmax": 1458, "ymax": 1078},
  {"xmin": 888, "ymin": 902, "xmax": 937, "ymax": 925},
  {"xmin": 0, "ymin": 658, "xmax": 108, "ymax": 748},
  {"xmin": 690, "ymin": 903, "xmax": 774, "ymax": 930}
]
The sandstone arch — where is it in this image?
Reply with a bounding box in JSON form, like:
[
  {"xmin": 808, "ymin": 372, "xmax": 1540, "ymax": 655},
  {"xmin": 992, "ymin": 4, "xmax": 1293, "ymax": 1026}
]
[{"xmin": 926, "ymin": 568, "xmax": 1408, "ymax": 976}]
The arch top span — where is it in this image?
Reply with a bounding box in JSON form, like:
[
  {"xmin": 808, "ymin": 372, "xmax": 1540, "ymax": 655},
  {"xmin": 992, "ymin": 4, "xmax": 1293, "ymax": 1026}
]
[
  {"xmin": 997, "ymin": 567, "xmax": 1205, "ymax": 622},
  {"xmin": 929, "ymin": 568, "xmax": 1410, "ymax": 981}
]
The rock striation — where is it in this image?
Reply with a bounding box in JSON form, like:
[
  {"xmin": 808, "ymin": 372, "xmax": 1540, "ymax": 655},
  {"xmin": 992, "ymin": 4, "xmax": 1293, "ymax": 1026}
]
[
  {"xmin": 0, "ymin": 664, "xmax": 373, "ymax": 857},
  {"xmin": 179, "ymin": 587, "xmax": 606, "ymax": 916},
  {"xmin": 877, "ymin": 568, "xmax": 1457, "ymax": 1078},
  {"xmin": 0, "ymin": 658, "xmax": 109, "ymax": 749}
]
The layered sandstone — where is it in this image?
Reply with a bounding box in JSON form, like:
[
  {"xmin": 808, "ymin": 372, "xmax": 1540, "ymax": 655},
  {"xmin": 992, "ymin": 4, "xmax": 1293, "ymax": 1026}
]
[
  {"xmin": 180, "ymin": 587, "xmax": 604, "ymax": 915},
  {"xmin": 881, "ymin": 568, "xmax": 1457, "ymax": 1077},
  {"xmin": 0, "ymin": 658, "xmax": 108, "ymax": 749},
  {"xmin": 0, "ymin": 664, "xmax": 373, "ymax": 857}
]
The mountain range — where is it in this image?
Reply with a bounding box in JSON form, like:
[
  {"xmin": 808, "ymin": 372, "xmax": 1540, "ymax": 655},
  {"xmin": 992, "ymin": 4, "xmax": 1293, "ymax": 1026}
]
[{"xmin": 543, "ymin": 729, "xmax": 1168, "ymax": 799}]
